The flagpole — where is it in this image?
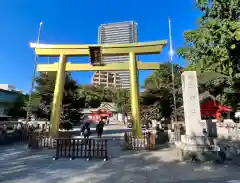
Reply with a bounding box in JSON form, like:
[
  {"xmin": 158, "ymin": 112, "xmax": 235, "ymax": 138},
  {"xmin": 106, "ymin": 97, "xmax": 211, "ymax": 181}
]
[
  {"xmin": 26, "ymin": 21, "xmax": 43, "ymax": 124},
  {"xmin": 168, "ymin": 18, "xmax": 177, "ymax": 123}
]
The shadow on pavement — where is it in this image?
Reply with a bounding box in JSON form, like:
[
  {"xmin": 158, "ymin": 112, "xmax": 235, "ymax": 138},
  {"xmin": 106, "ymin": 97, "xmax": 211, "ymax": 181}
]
[
  {"xmin": 101, "ymin": 128, "xmax": 130, "ymax": 135},
  {"xmin": 0, "ymin": 140, "xmax": 239, "ymax": 183}
]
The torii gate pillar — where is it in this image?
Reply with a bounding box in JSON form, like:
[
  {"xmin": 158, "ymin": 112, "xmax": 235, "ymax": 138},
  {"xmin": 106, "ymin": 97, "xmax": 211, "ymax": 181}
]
[
  {"xmin": 129, "ymin": 52, "xmax": 141, "ymax": 137},
  {"xmin": 50, "ymin": 55, "xmax": 67, "ymax": 137}
]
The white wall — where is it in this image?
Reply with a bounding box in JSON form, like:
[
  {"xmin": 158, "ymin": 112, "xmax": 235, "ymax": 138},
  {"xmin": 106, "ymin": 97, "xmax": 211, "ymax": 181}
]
[{"xmin": 0, "ymin": 84, "xmax": 16, "ymax": 91}]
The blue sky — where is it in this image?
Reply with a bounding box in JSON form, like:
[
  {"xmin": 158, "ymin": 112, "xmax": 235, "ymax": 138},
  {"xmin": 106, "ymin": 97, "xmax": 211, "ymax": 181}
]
[{"xmin": 0, "ymin": 0, "xmax": 201, "ymax": 93}]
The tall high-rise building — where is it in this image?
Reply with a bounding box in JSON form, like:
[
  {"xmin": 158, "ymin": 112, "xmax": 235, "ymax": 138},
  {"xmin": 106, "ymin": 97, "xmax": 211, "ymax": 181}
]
[
  {"xmin": 92, "ymin": 21, "xmax": 138, "ymax": 88},
  {"xmin": 91, "ymin": 71, "xmax": 122, "ymax": 88}
]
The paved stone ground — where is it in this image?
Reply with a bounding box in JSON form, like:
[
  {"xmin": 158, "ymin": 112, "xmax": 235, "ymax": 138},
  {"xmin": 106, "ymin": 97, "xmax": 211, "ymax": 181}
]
[{"xmin": 1, "ymin": 124, "xmax": 240, "ymax": 183}]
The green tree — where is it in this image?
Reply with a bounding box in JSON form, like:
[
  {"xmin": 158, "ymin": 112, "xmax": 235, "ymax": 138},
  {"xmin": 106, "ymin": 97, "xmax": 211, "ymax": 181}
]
[
  {"xmin": 142, "ymin": 62, "xmax": 183, "ymax": 121},
  {"xmin": 8, "ymin": 93, "xmax": 28, "ymax": 119},
  {"xmin": 77, "ymin": 85, "xmax": 102, "ymax": 108},
  {"xmin": 178, "ymin": 0, "xmax": 240, "ymax": 112},
  {"xmin": 77, "ymin": 84, "xmax": 116, "ymax": 109},
  {"xmin": 92, "ymin": 85, "xmax": 115, "ymax": 102},
  {"xmin": 114, "ymin": 88, "xmax": 130, "ymax": 120},
  {"xmin": 31, "ymin": 92, "xmax": 49, "ymax": 119},
  {"xmin": 32, "ymin": 72, "xmax": 85, "ymax": 122}
]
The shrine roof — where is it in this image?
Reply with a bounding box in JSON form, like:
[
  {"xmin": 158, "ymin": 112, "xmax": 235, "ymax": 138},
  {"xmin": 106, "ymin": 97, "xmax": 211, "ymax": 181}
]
[
  {"xmin": 176, "ymin": 91, "xmax": 217, "ymax": 112},
  {"xmin": 199, "ymin": 91, "xmax": 216, "ymax": 104},
  {"xmin": 96, "ymin": 102, "xmax": 117, "ymax": 112},
  {"xmin": 81, "ymin": 102, "xmax": 118, "ymax": 114}
]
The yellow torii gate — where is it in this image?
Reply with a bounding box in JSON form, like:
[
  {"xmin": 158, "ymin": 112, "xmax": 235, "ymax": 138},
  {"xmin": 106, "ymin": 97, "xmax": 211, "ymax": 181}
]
[{"xmin": 30, "ymin": 40, "xmax": 167, "ymax": 138}]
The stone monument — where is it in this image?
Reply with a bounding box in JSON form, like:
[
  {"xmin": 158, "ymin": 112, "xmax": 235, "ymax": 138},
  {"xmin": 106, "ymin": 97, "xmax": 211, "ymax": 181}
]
[
  {"xmin": 181, "ymin": 71, "xmax": 203, "ymax": 136},
  {"xmin": 176, "ymin": 71, "xmax": 219, "ymax": 161}
]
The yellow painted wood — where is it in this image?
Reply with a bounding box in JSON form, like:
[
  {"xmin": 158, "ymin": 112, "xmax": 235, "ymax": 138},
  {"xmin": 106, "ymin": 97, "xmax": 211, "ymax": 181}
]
[
  {"xmin": 50, "ymin": 55, "xmax": 67, "ymax": 137},
  {"xmin": 37, "ymin": 62, "xmax": 160, "ymax": 72},
  {"xmin": 129, "ymin": 52, "xmax": 142, "ymax": 138},
  {"xmin": 30, "ymin": 40, "xmax": 167, "ymax": 49},
  {"xmin": 30, "ymin": 40, "xmax": 167, "ymax": 56},
  {"xmin": 34, "ymin": 45, "xmax": 165, "ymax": 56}
]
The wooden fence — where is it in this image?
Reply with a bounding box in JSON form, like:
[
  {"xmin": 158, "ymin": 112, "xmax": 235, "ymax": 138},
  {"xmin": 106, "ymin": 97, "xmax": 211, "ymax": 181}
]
[
  {"xmin": 124, "ymin": 131, "xmax": 156, "ymax": 150},
  {"xmin": 53, "ymin": 138, "xmax": 109, "ymax": 161},
  {"xmin": 28, "ymin": 130, "xmax": 78, "ymax": 149},
  {"xmin": 0, "ymin": 128, "xmax": 32, "ymax": 145},
  {"xmin": 28, "ymin": 134, "xmax": 56, "ymax": 149},
  {"xmin": 167, "ymin": 132, "xmax": 181, "ymax": 143}
]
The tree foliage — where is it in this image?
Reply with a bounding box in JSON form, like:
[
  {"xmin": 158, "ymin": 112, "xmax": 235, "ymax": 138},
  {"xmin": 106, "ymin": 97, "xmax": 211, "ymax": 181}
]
[
  {"xmin": 77, "ymin": 85, "xmax": 102, "ymax": 108},
  {"xmin": 32, "ymin": 72, "xmax": 84, "ymax": 121},
  {"xmin": 8, "ymin": 93, "xmax": 28, "ymax": 119},
  {"xmin": 141, "ymin": 62, "xmax": 183, "ymax": 121},
  {"xmin": 114, "ymin": 88, "xmax": 130, "ymax": 117},
  {"xmin": 31, "ymin": 73, "xmax": 117, "ymax": 122},
  {"xmin": 178, "ymin": 0, "xmax": 240, "ymax": 112}
]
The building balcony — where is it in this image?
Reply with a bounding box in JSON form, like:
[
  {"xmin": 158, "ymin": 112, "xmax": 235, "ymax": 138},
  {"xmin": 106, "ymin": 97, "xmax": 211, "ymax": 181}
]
[
  {"xmin": 93, "ymin": 74, "xmax": 108, "ymax": 78},
  {"xmin": 92, "ymin": 79, "xmax": 100, "ymax": 83}
]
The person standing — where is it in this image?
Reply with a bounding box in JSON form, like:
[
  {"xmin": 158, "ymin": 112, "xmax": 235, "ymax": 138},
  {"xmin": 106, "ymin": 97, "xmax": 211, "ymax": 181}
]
[
  {"xmin": 82, "ymin": 123, "xmax": 90, "ymax": 139},
  {"xmin": 2, "ymin": 123, "xmax": 7, "ymax": 135},
  {"xmin": 96, "ymin": 119, "xmax": 104, "ymax": 138}
]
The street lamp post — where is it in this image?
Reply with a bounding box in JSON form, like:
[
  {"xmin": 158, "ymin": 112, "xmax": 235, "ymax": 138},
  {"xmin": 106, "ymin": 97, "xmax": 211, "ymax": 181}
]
[
  {"xmin": 26, "ymin": 22, "xmax": 43, "ymax": 123},
  {"xmin": 168, "ymin": 18, "xmax": 177, "ymax": 123}
]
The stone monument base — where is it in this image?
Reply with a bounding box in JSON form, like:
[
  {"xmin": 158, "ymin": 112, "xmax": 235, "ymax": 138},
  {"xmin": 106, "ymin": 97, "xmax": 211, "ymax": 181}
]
[{"xmin": 175, "ymin": 135, "xmax": 220, "ymax": 162}]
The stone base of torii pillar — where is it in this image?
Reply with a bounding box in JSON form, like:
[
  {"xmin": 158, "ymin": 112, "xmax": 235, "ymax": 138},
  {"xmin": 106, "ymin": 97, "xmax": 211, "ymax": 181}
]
[{"xmin": 175, "ymin": 71, "xmax": 219, "ymax": 162}]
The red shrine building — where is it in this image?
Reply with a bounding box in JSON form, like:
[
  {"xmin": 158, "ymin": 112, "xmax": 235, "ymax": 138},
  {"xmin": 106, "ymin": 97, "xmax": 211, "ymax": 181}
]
[
  {"xmin": 179, "ymin": 70, "xmax": 232, "ymax": 120},
  {"xmin": 81, "ymin": 102, "xmax": 118, "ymax": 123},
  {"xmin": 199, "ymin": 91, "xmax": 231, "ymax": 120},
  {"xmin": 90, "ymin": 109, "xmax": 112, "ymax": 122},
  {"xmin": 176, "ymin": 91, "xmax": 232, "ymax": 120}
]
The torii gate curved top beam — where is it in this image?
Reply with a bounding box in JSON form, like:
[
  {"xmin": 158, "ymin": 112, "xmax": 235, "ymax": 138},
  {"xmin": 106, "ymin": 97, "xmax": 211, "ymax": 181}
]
[{"xmin": 30, "ymin": 40, "xmax": 167, "ymax": 56}]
